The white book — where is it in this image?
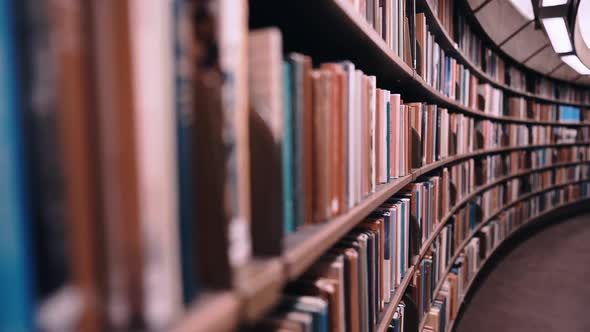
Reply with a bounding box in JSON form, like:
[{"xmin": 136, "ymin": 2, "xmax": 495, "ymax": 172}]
[
  {"xmin": 355, "ymin": 70, "xmax": 364, "ymax": 204},
  {"xmin": 388, "ymin": 206, "xmax": 397, "ymax": 289},
  {"xmin": 129, "ymin": 0, "xmax": 181, "ymax": 327},
  {"xmin": 381, "ymin": 91, "xmax": 389, "ymax": 183},
  {"xmin": 369, "ymin": 76, "xmax": 377, "ymax": 193},
  {"xmin": 397, "ymin": 105, "xmax": 408, "ymax": 176}
]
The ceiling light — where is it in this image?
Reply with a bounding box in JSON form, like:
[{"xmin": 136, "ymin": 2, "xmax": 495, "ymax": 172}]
[
  {"xmin": 542, "ymin": 17, "xmax": 573, "ymax": 53},
  {"xmin": 579, "ymin": 0, "xmax": 590, "ymax": 49},
  {"xmin": 508, "ymin": 0, "xmax": 535, "ymax": 20},
  {"xmin": 562, "ymin": 54, "xmax": 590, "ymax": 74},
  {"xmin": 542, "ymin": 0, "xmax": 568, "ymax": 6}
]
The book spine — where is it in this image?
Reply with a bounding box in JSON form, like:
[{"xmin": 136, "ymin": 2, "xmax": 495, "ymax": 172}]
[
  {"xmin": 91, "ymin": 0, "xmax": 144, "ymax": 327},
  {"xmin": 0, "ymin": 0, "xmax": 36, "ymax": 329},
  {"xmin": 172, "ymin": 0, "xmax": 199, "ymax": 305},
  {"xmin": 283, "ymin": 61, "xmax": 295, "ymax": 233},
  {"xmin": 129, "ymin": 0, "xmax": 183, "ymax": 327},
  {"xmin": 50, "ymin": 0, "xmax": 103, "ymax": 328},
  {"xmin": 219, "ymin": 0, "xmax": 251, "ymax": 267}
]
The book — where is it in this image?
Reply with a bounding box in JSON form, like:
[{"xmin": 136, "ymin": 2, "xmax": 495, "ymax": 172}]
[
  {"xmin": 172, "ymin": 0, "xmax": 199, "ymax": 305},
  {"xmin": 50, "ymin": 0, "xmax": 103, "ymax": 328},
  {"xmin": 0, "ymin": 1, "xmax": 36, "ymax": 330},
  {"xmin": 248, "ymin": 27, "xmax": 285, "ymax": 254},
  {"xmin": 189, "ymin": 0, "xmax": 251, "ymax": 290},
  {"xmin": 90, "ymin": 0, "xmax": 144, "ymax": 328},
  {"xmin": 128, "ymin": 0, "xmax": 183, "ymax": 327}
]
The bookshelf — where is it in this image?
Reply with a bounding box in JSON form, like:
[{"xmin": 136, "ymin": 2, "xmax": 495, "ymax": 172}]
[
  {"xmin": 251, "ymin": 0, "xmax": 590, "ymax": 121},
  {"xmin": 182, "ymin": 0, "xmax": 590, "ymax": 329},
  {"xmin": 284, "ymin": 142, "xmax": 590, "ymax": 281},
  {"xmin": 7, "ymin": 0, "xmax": 590, "ymax": 331},
  {"xmin": 416, "ymin": 0, "xmax": 590, "ymax": 109},
  {"xmin": 172, "ymin": 142, "xmax": 590, "ymax": 332},
  {"xmin": 424, "ymin": 197, "xmax": 590, "ymax": 332},
  {"xmin": 149, "ymin": 0, "xmax": 590, "ymax": 330},
  {"xmin": 244, "ymin": 0, "xmax": 590, "ymax": 330}
]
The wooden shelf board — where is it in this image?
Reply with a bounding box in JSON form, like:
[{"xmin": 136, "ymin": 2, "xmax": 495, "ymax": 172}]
[
  {"xmin": 284, "ymin": 142, "xmax": 590, "ymax": 281},
  {"xmin": 284, "ymin": 175, "xmax": 413, "ymax": 279},
  {"xmin": 234, "ymin": 258, "xmax": 284, "ymax": 322},
  {"xmin": 375, "ymin": 265, "xmax": 417, "ymax": 332},
  {"xmin": 172, "ymin": 292, "xmax": 240, "ymax": 332}
]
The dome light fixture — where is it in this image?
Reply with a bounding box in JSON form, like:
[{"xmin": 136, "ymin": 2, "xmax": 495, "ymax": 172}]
[{"xmin": 538, "ymin": 0, "xmax": 590, "ymax": 75}]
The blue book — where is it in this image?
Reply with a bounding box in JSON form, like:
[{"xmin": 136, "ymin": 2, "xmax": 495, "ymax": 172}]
[
  {"xmin": 0, "ymin": 0, "xmax": 36, "ymax": 329},
  {"xmin": 559, "ymin": 105, "xmax": 581, "ymax": 122},
  {"xmin": 174, "ymin": 0, "xmax": 199, "ymax": 303},
  {"xmin": 283, "ymin": 62, "xmax": 295, "ymax": 234}
]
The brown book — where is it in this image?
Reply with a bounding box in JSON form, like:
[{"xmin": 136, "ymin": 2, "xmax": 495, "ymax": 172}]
[
  {"xmin": 403, "ymin": 16, "xmax": 412, "ymax": 67},
  {"xmin": 408, "ymin": 103, "xmax": 423, "ymax": 169},
  {"xmin": 309, "ymin": 253, "xmax": 346, "ymax": 331},
  {"xmin": 404, "ymin": 105, "xmax": 412, "ymax": 174},
  {"xmin": 248, "ymin": 28, "xmax": 284, "ymax": 256},
  {"xmin": 91, "ymin": 0, "xmax": 143, "ymax": 327},
  {"xmin": 188, "ymin": 0, "xmax": 251, "ymax": 288},
  {"xmin": 448, "ymin": 273, "xmax": 459, "ymax": 319},
  {"xmin": 321, "ymin": 63, "xmax": 347, "ymax": 216},
  {"xmin": 312, "ymin": 70, "xmax": 333, "ymax": 222},
  {"xmin": 332, "ymin": 247, "xmax": 360, "ymax": 332},
  {"xmin": 415, "ymin": 13, "xmax": 427, "ymax": 79},
  {"xmin": 50, "ymin": 0, "xmax": 102, "ymax": 330},
  {"xmin": 289, "ymin": 53, "xmax": 315, "ymax": 227}
]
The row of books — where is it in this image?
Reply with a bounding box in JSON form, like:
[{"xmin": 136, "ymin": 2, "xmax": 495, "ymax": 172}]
[
  {"xmin": 419, "ymin": 182, "xmax": 590, "ymax": 332},
  {"xmin": 3, "ymin": 0, "xmax": 589, "ymax": 331},
  {"xmin": 255, "ymin": 192, "xmax": 414, "ymax": 332},
  {"xmin": 256, "ymin": 161, "xmax": 590, "ymax": 331},
  {"xmin": 350, "ymin": 0, "xmax": 590, "ymax": 107},
  {"xmin": 427, "ymin": 0, "xmax": 590, "ymax": 105},
  {"xmin": 533, "ymin": 76, "xmax": 590, "ymax": 105},
  {"xmin": 252, "ymin": 28, "xmax": 590, "ymax": 237},
  {"xmin": 413, "ymin": 12, "xmax": 590, "ymax": 122},
  {"xmin": 347, "ymin": 0, "xmax": 410, "ymax": 65}
]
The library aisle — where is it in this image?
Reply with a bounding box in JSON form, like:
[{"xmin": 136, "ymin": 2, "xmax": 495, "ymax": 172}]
[{"xmin": 455, "ymin": 212, "xmax": 590, "ymax": 332}]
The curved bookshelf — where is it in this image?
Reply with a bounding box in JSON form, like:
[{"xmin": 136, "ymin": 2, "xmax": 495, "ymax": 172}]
[
  {"xmin": 251, "ymin": 0, "xmax": 590, "ymax": 128},
  {"xmin": 284, "ymin": 141, "xmax": 590, "ymax": 280},
  {"xmin": 417, "ymin": 0, "xmax": 590, "ymax": 110},
  {"xmin": 174, "ymin": 139, "xmax": 590, "ymax": 332},
  {"xmin": 457, "ymin": 0, "xmax": 590, "ymax": 101},
  {"xmin": 436, "ymin": 198, "xmax": 590, "ymax": 332},
  {"xmin": 175, "ymin": 2, "xmax": 590, "ymax": 331},
  {"xmin": 416, "ymin": 181, "xmax": 590, "ymax": 332},
  {"xmin": 376, "ymin": 175, "xmax": 590, "ymax": 332}
]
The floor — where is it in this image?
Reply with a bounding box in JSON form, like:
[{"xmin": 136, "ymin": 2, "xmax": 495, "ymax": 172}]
[{"xmin": 454, "ymin": 212, "xmax": 590, "ymax": 332}]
